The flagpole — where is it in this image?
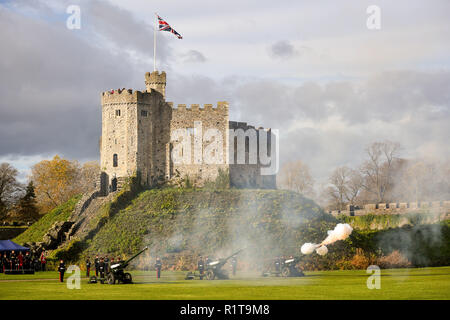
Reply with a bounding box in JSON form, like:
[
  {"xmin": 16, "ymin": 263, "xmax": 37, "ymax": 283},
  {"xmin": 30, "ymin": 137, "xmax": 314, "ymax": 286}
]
[{"xmin": 154, "ymin": 13, "xmax": 157, "ymax": 71}]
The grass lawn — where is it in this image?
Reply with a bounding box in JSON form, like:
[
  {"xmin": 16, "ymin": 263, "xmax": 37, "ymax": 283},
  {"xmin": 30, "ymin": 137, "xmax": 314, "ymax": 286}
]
[{"xmin": 0, "ymin": 267, "xmax": 449, "ymax": 300}]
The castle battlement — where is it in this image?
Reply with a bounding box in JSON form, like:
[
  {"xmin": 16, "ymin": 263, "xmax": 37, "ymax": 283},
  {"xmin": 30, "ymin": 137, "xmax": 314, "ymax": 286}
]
[
  {"xmin": 171, "ymin": 102, "xmax": 229, "ymax": 112},
  {"xmin": 101, "ymin": 88, "xmax": 165, "ymax": 105}
]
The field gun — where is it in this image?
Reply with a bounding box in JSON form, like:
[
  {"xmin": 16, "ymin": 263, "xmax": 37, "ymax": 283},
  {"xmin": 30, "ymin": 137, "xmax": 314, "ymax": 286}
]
[
  {"xmin": 185, "ymin": 249, "xmax": 244, "ymax": 280},
  {"xmin": 105, "ymin": 246, "xmax": 148, "ymax": 284},
  {"xmin": 204, "ymin": 249, "xmax": 244, "ymax": 280},
  {"xmin": 262, "ymin": 256, "xmax": 305, "ymax": 277}
]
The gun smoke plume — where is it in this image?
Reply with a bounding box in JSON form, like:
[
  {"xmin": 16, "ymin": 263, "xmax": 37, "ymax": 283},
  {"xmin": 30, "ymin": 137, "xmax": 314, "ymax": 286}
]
[{"xmin": 301, "ymin": 223, "xmax": 353, "ymax": 256}]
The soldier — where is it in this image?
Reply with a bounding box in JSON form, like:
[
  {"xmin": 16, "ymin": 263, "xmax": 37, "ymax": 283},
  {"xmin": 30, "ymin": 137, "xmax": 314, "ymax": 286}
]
[
  {"xmin": 205, "ymin": 256, "xmax": 211, "ymax": 267},
  {"xmin": 0, "ymin": 253, "xmax": 7, "ymax": 273},
  {"xmin": 58, "ymin": 259, "xmax": 66, "ymax": 282},
  {"xmin": 85, "ymin": 257, "xmax": 91, "ymax": 277},
  {"xmin": 154, "ymin": 257, "xmax": 162, "ymax": 279},
  {"xmin": 274, "ymin": 256, "xmax": 281, "ymax": 274},
  {"xmin": 197, "ymin": 256, "xmax": 204, "ymax": 277},
  {"xmin": 10, "ymin": 250, "xmax": 17, "ymax": 271},
  {"xmin": 3, "ymin": 253, "xmax": 9, "ymax": 272},
  {"xmin": 24, "ymin": 251, "xmax": 31, "ymax": 271},
  {"xmin": 98, "ymin": 257, "xmax": 105, "ymax": 279},
  {"xmin": 104, "ymin": 255, "xmax": 110, "ymax": 274},
  {"xmin": 40, "ymin": 251, "xmax": 46, "ymax": 271},
  {"xmin": 17, "ymin": 251, "xmax": 24, "ymax": 272},
  {"xmin": 230, "ymin": 257, "xmax": 237, "ymax": 276},
  {"xmin": 94, "ymin": 255, "xmax": 99, "ymax": 276}
]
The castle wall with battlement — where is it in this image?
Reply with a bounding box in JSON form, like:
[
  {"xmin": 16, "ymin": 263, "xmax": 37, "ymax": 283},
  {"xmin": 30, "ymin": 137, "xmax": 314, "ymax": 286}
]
[{"xmin": 169, "ymin": 102, "xmax": 229, "ymax": 184}]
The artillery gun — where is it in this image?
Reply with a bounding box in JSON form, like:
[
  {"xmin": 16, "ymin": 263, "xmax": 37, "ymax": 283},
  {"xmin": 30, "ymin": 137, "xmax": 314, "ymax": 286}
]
[
  {"xmin": 104, "ymin": 246, "xmax": 148, "ymax": 284},
  {"xmin": 262, "ymin": 256, "xmax": 305, "ymax": 277},
  {"xmin": 186, "ymin": 249, "xmax": 243, "ymax": 280}
]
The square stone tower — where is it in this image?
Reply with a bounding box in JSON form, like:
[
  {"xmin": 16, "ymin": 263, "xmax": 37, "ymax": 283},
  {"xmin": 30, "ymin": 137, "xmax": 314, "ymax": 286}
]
[{"xmin": 100, "ymin": 72, "xmax": 171, "ymax": 192}]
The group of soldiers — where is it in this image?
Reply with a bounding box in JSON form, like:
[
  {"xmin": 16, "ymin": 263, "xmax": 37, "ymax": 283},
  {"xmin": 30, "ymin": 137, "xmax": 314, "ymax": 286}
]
[
  {"xmin": 0, "ymin": 250, "xmax": 47, "ymax": 273},
  {"xmin": 84, "ymin": 255, "xmax": 163, "ymax": 279},
  {"xmin": 84, "ymin": 255, "xmax": 122, "ymax": 278}
]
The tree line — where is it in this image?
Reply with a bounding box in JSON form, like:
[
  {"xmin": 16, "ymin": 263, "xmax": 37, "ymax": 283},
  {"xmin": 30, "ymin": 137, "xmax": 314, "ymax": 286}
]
[
  {"xmin": 278, "ymin": 141, "xmax": 450, "ymax": 210},
  {"xmin": 0, "ymin": 156, "xmax": 99, "ymax": 223}
]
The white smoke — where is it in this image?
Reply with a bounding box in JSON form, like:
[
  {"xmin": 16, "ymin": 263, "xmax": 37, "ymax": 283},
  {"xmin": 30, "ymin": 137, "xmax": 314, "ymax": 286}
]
[
  {"xmin": 315, "ymin": 245, "xmax": 328, "ymax": 256},
  {"xmin": 301, "ymin": 243, "xmax": 319, "ymax": 255},
  {"xmin": 301, "ymin": 223, "xmax": 353, "ymax": 255},
  {"xmin": 321, "ymin": 223, "xmax": 353, "ymax": 246}
]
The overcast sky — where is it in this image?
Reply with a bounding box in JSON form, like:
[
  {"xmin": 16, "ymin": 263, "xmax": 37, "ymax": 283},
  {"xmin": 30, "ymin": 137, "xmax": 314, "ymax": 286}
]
[{"xmin": 0, "ymin": 0, "xmax": 449, "ymax": 185}]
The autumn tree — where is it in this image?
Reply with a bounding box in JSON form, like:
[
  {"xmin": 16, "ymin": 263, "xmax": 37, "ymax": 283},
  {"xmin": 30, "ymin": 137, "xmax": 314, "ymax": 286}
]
[
  {"xmin": 277, "ymin": 160, "xmax": 315, "ymax": 197},
  {"xmin": 31, "ymin": 155, "xmax": 82, "ymax": 212}
]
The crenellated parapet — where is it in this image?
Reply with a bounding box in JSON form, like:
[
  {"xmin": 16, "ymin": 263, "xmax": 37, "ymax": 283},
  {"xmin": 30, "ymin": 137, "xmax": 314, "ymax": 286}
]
[
  {"xmin": 171, "ymin": 101, "xmax": 229, "ymax": 112},
  {"xmin": 101, "ymin": 88, "xmax": 164, "ymax": 106}
]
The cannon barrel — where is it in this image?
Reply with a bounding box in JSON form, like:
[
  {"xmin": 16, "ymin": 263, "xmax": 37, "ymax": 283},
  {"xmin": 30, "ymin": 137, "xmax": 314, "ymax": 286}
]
[
  {"xmin": 111, "ymin": 246, "xmax": 148, "ymax": 270},
  {"xmin": 208, "ymin": 249, "xmax": 244, "ymax": 269}
]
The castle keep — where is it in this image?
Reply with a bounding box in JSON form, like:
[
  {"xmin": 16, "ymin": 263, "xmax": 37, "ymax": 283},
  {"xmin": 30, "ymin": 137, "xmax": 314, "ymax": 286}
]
[{"xmin": 100, "ymin": 71, "xmax": 276, "ymax": 192}]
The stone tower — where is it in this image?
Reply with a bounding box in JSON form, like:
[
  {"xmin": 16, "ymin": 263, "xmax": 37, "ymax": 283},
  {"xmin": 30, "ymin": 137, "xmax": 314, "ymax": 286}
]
[
  {"xmin": 145, "ymin": 71, "xmax": 166, "ymax": 98},
  {"xmin": 100, "ymin": 72, "xmax": 172, "ymax": 192}
]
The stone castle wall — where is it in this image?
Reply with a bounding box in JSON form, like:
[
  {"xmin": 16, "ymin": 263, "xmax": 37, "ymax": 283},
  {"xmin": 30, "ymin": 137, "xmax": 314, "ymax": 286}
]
[
  {"xmin": 330, "ymin": 200, "xmax": 450, "ymax": 217},
  {"xmin": 169, "ymin": 102, "xmax": 229, "ymax": 185}
]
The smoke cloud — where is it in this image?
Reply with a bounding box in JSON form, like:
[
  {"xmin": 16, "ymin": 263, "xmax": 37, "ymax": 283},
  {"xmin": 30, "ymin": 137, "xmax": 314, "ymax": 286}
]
[{"xmin": 301, "ymin": 223, "xmax": 353, "ymax": 256}]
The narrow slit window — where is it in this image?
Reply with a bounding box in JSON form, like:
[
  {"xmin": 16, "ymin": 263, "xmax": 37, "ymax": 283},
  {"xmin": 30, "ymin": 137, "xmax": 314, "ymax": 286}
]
[
  {"xmin": 115, "ymin": 109, "xmax": 121, "ymax": 116},
  {"xmin": 113, "ymin": 154, "xmax": 118, "ymax": 167},
  {"xmin": 141, "ymin": 110, "xmax": 148, "ymax": 117}
]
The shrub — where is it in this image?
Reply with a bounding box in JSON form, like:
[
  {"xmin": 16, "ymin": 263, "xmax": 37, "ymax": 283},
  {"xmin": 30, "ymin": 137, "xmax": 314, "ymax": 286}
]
[{"xmin": 377, "ymin": 250, "xmax": 411, "ymax": 268}]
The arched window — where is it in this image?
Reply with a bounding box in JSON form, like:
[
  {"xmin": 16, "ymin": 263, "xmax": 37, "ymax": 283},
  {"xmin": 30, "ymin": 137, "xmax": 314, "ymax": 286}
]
[{"xmin": 113, "ymin": 154, "xmax": 118, "ymax": 167}]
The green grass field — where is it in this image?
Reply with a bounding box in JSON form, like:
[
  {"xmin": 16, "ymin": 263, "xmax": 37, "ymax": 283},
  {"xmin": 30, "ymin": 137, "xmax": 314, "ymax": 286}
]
[{"xmin": 0, "ymin": 267, "xmax": 449, "ymax": 300}]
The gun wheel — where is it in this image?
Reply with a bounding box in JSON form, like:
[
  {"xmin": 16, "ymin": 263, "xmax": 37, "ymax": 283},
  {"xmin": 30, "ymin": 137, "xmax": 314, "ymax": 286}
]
[
  {"xmin": 205, "ymin": 270, "xmax": 215, "ymax": 280},
  {"xmin": 124, "ymin": 272, "xmax": 132, "ymax": 284},
  {"xmin": 281, "ymin": 267, "xmax": 290, "ymax": 277},
  {"xmin": 107, "ymin": 273, "xmax": 116, "ymax": 284}
]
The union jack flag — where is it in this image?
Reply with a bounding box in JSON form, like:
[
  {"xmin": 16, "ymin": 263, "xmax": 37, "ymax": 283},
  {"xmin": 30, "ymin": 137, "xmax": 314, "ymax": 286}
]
[{"xmin": 157, "ymin": 14, "xmax": 182, "ymax": 39}]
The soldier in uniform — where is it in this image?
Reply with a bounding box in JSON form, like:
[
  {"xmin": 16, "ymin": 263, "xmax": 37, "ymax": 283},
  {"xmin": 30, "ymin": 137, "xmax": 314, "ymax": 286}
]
[
  {"xmin": 17, "ymin": 251, "xmax": 24, "ymax": 272},
  {"xmin": 197, "ymin": 256, "xmax": 204, "ymax": 278},
  {"xmin": 10, "ymin": 250, "xmax": 17, "ymax": 271},
  {"xmin": 205, "ymin": 256, "xmax": 211, "ymax": 267},
  {"xmin": 0, "ymin": 252, "xmax": 4, "ymax": 273},
  {"xmin": 40, "ymin": 251, "xmax": 46, "ymax": 271},
  {"xmin": 58, "ymin": 259, "xmax": 66, "ymax": 282},
  {"xmin": 24, "ymin": 251, "xmax": 31, "ymax": 271},
  {"xmin": 274, "ymin": 256, "xmax": 281, "ymax": 274},
  {"xmin": 154, "ymin": 257, "xmax": 162, "ymax": 279},
  {"xmin": 104, "ymin": 255, "xmax": 110, "ymax": 274},
  {"xmin": 230, "ymin": 256, "xmax": 237, "ymax": 276},
  {"xmin": 98, "ymin": 257, "xmax": 105, "ymax": 279},
  {"xmin": 94, "ymin": 255, "xmax": 99, "ymax": 276},
  {"xmin": 85, "ymin": 257, "xmax": 91, "ymax": 277}
]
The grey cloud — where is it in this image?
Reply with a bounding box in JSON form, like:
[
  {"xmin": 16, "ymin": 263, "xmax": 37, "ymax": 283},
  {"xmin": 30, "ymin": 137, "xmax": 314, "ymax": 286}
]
[
  {"xmin": 0, "ymin": 0, "xmax": 170, "ymax": 160},
  {"xmin": 269, "ymin": 40, "xmax": 297, "ymax": 59},
  {"xmin": 181, "ymin": 50, "xmax": 207, "ymax": 64}
]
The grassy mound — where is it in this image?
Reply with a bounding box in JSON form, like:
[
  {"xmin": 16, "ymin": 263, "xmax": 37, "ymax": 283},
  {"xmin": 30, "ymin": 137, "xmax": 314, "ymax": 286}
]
[
  {"xmin": 82, "ymin": 188, "xmax": 339, "ymax": 267},
  {"xmin": 14, "ymin": 195, "xmax": 82, "ymax": 244}
]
